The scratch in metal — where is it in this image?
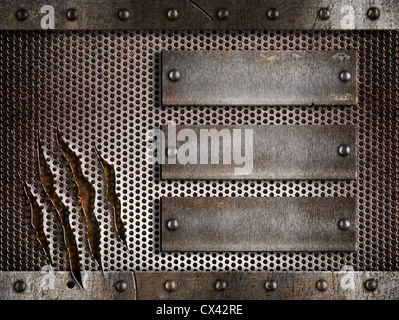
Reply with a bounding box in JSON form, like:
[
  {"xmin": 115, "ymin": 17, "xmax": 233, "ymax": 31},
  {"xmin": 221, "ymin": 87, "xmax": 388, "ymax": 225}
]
[
  {"xmin": 186, "ymin": 0, "xmax": 213, "ymax": 21},
  {"xmin": 20, "ymin": 177, "xmax": 52, "ymax": 266},
  {"xmin": 56, "ymin": 131, "xmax": 102, "ymax": 270},
  {"xmin": 96, "ymin": 147, "xmax": 127, "ymax": 247},
  {"xmin": 37, "ymin": 138, "xmax": 83, "ymax": 289}
]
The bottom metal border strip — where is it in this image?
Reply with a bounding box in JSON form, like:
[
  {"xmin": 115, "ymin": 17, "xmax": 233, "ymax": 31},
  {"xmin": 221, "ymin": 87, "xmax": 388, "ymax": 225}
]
[{"xmin": 1, "ymin": 271, "xmax": 398, "ymax": 300}]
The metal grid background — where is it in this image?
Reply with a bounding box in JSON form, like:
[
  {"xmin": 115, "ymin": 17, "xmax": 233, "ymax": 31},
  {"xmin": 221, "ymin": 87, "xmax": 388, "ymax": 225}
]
[{"xmin": 0, "ymin": 30, "xmax": 397, "ymax": 272}]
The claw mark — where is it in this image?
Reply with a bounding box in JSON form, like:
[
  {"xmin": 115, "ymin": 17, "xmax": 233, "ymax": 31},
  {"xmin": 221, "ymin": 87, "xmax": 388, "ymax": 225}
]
[
  {"xmin": 186, "ymin": 0, "xmax": 213, "ymax": 21},
  {"xmin": 96, "ymin": 148, "xmax": 127, "ymax": 247},
  {"xmin": 20, "ymin": 177, "xmax": 52, "ymax": 265},
  {"xmin": 56, "ymin": 131, "xmax": 102, "ymax": 270},
  {"xmin": 37, "ymin": 139, "xmax": 83, "ymax": 289}
]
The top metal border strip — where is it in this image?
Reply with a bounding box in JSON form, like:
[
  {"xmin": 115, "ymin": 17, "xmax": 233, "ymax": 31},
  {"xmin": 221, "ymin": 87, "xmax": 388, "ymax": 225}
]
[{"xmin": 0, "ymin": 0, "xmax": 398, "ymax": 31}]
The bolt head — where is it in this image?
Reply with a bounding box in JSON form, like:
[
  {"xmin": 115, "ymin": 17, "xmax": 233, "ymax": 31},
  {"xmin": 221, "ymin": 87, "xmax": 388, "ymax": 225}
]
[
  {"xmin": 118, "ymin": 9, "xmax": 130, "ymax": 21},
  {"xmin": 265, "ymin": 280, "xmax": 277, "ymax": 291},
  {"xmin": 367, "ymin": 7, "xmax": 380, "ymax": 20},
  {"xmin": 166, "ymin": 146, "xmax": 178, "ymax": 158},
  {"xmin": 318, "ymin": 8, "xmax": 330, "ymax": 20},
  {"xmin": 338, "ymin": 145, "xmax": 351, "ymax": 156},
  {"xmin": 115, "ymin": 280, "xmax": 127, "ymax": 292},
  {"xmin": 267, "ymin": 8, "xmax": 280, "ymax": 20},
  {"xmin": 365, "ymin": 279, "xmax": 378, "ymax": 291},
  {"xmin": 215, "ymin": 280, "xmax": 227, "ymax": 291},
  {"xmin": 167, "ymin": 9, "xmax": 179, "ymax": 21},
  {"xmin": 66, "ymin": 9, "xmax": 78, "ymax": 21},
  {"xmin": 168, "ymin": 70, "xmax": 181, "ymax": 82},
  {"xmin": 166, "ymin": 219, "xmax": 179, "ymax": 231},
  {"xmin": 16, "ymin": 9, "xmax": 29, "ymax": 21},
  {"xmin": 164, "ymin": 280, "xmax": 177, "ymax": 292},
  {"xmin": 14, "ymin": 280, "xmax": 26, "ymax": 293},
  {"xmin": 339, "ymin": 70, "xmax": 351, "ymax": 82},
  {"xmin": 316, "ymin": 279, "xmax": 328, "ymax": 291},
  {"xmin": 217, "ymin": 8, "xmax": 229, "ymax": 20},
  {"xmin": 339, "ymin": 218, "xmax": 351, "ymax": 230}
]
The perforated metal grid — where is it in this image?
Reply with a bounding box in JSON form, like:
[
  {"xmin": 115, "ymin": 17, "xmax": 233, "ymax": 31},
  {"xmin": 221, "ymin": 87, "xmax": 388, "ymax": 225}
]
[{"xmin": 0, "ymin": 30, "xmax": 397, "ymax": 272}]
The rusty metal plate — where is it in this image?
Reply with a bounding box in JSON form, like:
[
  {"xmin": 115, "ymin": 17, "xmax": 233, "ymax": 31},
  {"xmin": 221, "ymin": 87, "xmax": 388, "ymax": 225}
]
[
  {"xmin": 161, "ymin": 125, "xmax": 357, "ymax": 180},
  {"xmin": 0, "ymin": 271, "xmax": 136, "ymax": 300},
  {"xmin": 162, "ymin": 197, "xmax": 357, "ymax": 252},
  {"xmin": 1, "ymin": 0, "xmax": 399, "ymax": 30},
  {"xmin": 162, "ymin": 51, "xmax": 358, "ymax": 106},
  {"xmin": 136, "ymin": 271, "xmax": 399, "ymax": 300},
  {"xmin": 2, "ymin": 271, "xmax": 399, "ymax": 300}
]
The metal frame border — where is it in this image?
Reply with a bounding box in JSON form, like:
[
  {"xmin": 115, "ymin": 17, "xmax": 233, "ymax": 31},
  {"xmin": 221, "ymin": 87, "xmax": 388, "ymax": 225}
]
[
  {"xmin": 0, "ymin": 0, "xmax": 399, "ymax": 30},
  {"xmin": 1, "ymin": 0, "xmax": 398, "ymax": 301}
]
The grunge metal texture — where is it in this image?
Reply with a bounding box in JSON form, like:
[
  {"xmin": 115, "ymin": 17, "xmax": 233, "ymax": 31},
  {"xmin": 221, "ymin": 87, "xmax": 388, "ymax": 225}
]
[
  {"xmin": 0, "ymin": 0, "xmax": 398, "ymax": 301},
  {"xmin": 162, "ymin": 51, "xmax": 358, "ymax": 105},
  {"xmin": 2, "ymin": 271, "xmax": 399, "ymax": 300},
  {"xmin": 0, "ymin": 0, "xmax": 399, "ymax": 30},
  {"xmin": 161, "ymin": 125, "xmax": 357, "ymax": 179},
  {"xmin": 161, "ymin": 197, "xmax": 357, "ymax": 252}
]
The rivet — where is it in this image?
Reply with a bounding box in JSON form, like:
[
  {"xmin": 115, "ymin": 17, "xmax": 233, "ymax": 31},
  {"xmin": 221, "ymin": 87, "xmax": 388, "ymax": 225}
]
[
  {"xmin": 316, "ymin": 279, "xmax": 328, "ymax": 291},
  {"xmin": 168, "ymin": 69, "xmax": 181, "ymax": 82},
  {"xmin": 367, "ymin": 7, "xmax": 380, "ymax": 20},
  {"xmin": 267, "ymin": 8, "xmax": 280, "ymax": 20},
  {"xmin": 167, "ymin": 9, "xmax": 179, "ymax": 21},
  {"xmin": 338, "ymin": 145, "xmax": 351, "ymax": 156},
  {"xmin": 115, "ymin": 280, "xmax": 127, "ymax": 292},
  {"xmin": 365, "ymin": 279, "xmax": 378, "ymax": 291},
  {"xmin": 265, "ymin": 280, "xmax": 277, "ymax": 291},
  {"xmin": 166, "ymin": 146, "xmax": 178, "ymax": 158},
  {"xmin": 16, "ymin": 9, "xmax": 29, "ymax": 21},
  {"xmin": 217, "ymin": 8, "xmax": 229, "ymax": 20},
  {"xmin": 166, "ymin": 219, "xmax": 179, "ymax": 231},
  {"xmin": 215, "ymin": 280, "xmax": 227, "ymax": 291},
  {"xmin": 118, "ymin": 9, "xmax": 130, "ymax": 21},
  {"xmin": 14, "ymin": 280, "xmax": 26, "ymax": 293},
  {"xmin": 339, "ymin": 218, "xmax": 351, "ymax": 230},
  {"xmin": 318, "ymin": 8, "xmax": 330, "ymax": 20},
  {"xmin": 66, "ymin": 9, "xmax": 78, "ymax": 21},
  {"xmin": 339, "ymin": 70, "xmax": 351, "ymax": 82},
  {"xmin": 164, "ymin": 280, "xmax": 177, "ymax": 292}
]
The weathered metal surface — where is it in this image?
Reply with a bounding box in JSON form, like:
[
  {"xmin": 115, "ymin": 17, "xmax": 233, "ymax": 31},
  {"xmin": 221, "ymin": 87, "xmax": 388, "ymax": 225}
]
[
  {"xmin": 161, "ymin": 125, "xmax": 357, "ymax": 180},
  {"xmin": 1, "ymin": 0, "xmax": 399, "ymax": 30},
  {"xmin": 136, "ymin": 271, "xmax": 399, "ymax": 300},
  {"xmin": 1, "ymin": 271, "xmax": 398, "ymax": 300},
  {"xmin": 162, "ymin": 51, "xmax": 358, "ymax": 106},
  {"xmin": 162, "ymin": 197, "xmax": 357, "ymax": 252},
  {"xmin": 0, "ymin": 271, "xmax": 136, "ymax": 300}
]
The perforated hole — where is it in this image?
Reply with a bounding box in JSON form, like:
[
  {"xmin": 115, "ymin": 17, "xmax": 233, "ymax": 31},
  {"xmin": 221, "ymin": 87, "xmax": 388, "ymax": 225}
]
[{"xmin": 0, "ymin": 30, "xmax": 397, "ymax": 272}]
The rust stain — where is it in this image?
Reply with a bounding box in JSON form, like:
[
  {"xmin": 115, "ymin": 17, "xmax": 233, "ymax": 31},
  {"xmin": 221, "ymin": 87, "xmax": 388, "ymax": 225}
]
[
  {"xmin": 37, "ymin": 139, "xmax": 83, "ymax": 288},
  {"xmin": 21, "ymin": 180, "xmax": 52, "ymax": 265},
  {"xmin": 57, "ymin": 132, "xmax": 102, "ymax": 269},
  {"xmin": 97, "ymin": 149, "xmax": 127, "ymax": 246}
]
